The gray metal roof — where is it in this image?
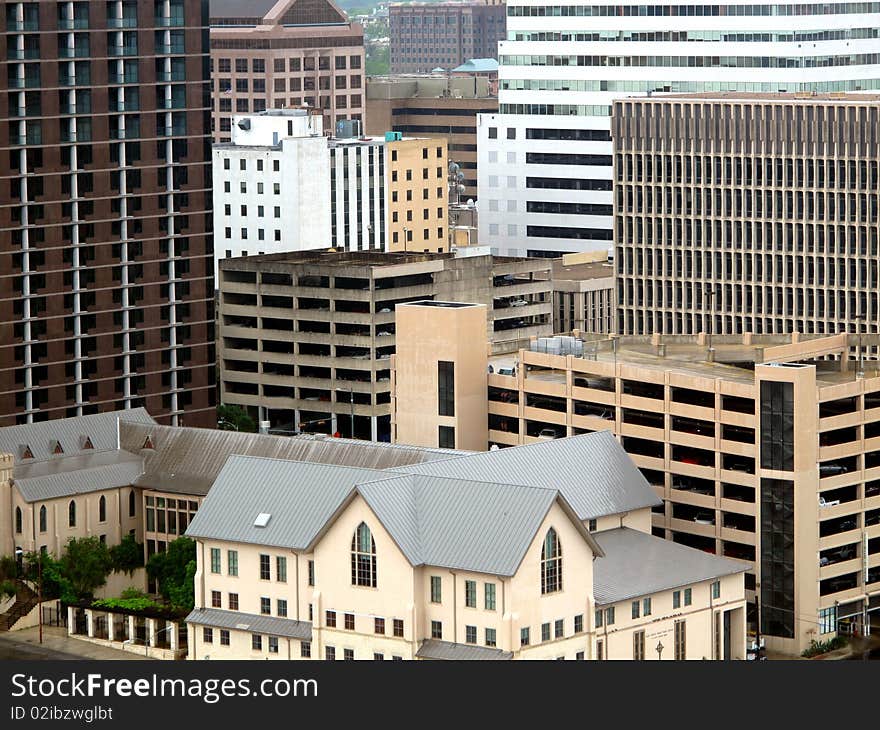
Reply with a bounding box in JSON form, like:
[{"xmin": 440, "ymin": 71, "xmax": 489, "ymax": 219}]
[
  {"xmin": 185, "ymin": 607, "xmax": 312, "ymax": 640},
  {"xmin": 0, "ymin": 408, "xmax": 154, "ymax": 466},
  {"xmin": 416, "ymin": 640, "xmax": 512, "ymax": 661},
  {"xmin": 185, "ymin": 457, "xmax": 377, "ymax": 548},
  {"xmin": 122, "ymin": 422, "xmax": 460, "ymax": 496},
  {"xmin": 591, "ymin": 528, "xmax": 750, "ymax": 605},
  {"xmin": 209, "ymin": 0, "xmax": 279, "ymax": 20},
  {"xmin": 13, "ymin": 451, "xmax": 144, "ymax": 503},
  {"xmin": 394, "ymin": 431, "xmax": 662, "ymax": 520}
]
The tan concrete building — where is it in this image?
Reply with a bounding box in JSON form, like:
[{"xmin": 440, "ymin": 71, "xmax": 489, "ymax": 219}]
[
  {"xmin": 385, "ymin": 135, "xmax": 449, "ymax": 253},
  {"xmin": 210, "ymin": 0, "xmax": 365, "ymax": 142},
  {"xmin": 218, "ymin": 250, "xmax": 552, "ymax": 440},
  {"xmin": 614, "ymin": 93, "xmax": 880, "ymax": 341},
  {"xmin": 551, "ymin": 253, "xmax": 615, "ymax": 335},
  {"xmin": 366, "ymin": 74, "xmax": 499, "ymax": 199},
  {"xmin": 394, "ymin": 311, "xmax": 880, "ymax": 654},
  {"xmin": 184, "ymin": 436, "xmax": 747, "ymax": 660}
]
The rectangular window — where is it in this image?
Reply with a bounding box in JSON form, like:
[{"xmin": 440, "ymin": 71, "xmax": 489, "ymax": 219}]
[
  {"xmin": 325, "ymin": 646, "xmax": 335, "ymax": 661},
  {"xmin": 227, "ymin": 550, "xmax": 238, "ymax": 577},
  {"xmin": 260, "ymin": 597, "xmax": 270, "ymax": 615},
  {"xmin": 643, "ymin": 597, "xmax": 652, "ymax": 616},
  {"xmin": 210, "ymin": 548, "xmax": 221, "ymax": 574},
  {"xmin": 375, "ymin": 617, "xmax": 385, "ymax": 635},
  {"xmin": 344, "ymin": 613, "xmax": 354, "ymax": 631},
  {"xmin": 277, "ymin": 599, "xmax": 287, "ymax": 617},
  {"xmin": 541, "ymin": 622, "xmax": 550, "ymax": 642},
  {"xmin": 276, "ymin": 556, "xmax": 287, "ymax": 583},
  {"xmin": 761, "ymin": 478, "xmax": 795, "ymax": 638},
  {"xmin": 466, "ymin": 625, "xmax": 476, "ymax": 644},
  {"xmin": 393, "ymin": 619, "xmax": 404, "ymax": 637},
  {"xmin": 465, "ymin": 580, "xmax": 476, "ymax": 608},
  {"xmin": 520, "ymin": 627, "xmax": 530, "ymax": 646},
  {"xmin": 554, "ymin": 619, "xmax": 564, "ymax": 639},
  {"xmin": 684, "ymin": 588, "xmax": 692, "ymax": 606},
  {"xmin": 673, "ymin": 591, "xmax": 681, "ymax": 609},
  {"xmin": 760, "ymin": 381, "xmax": 794, "ymax": 470},
  {"xmin": 430, "ymin": 576, "xmax": 441, "ymax": 603},
  {"xmin": 431, "ymin": 620, "xmax": 442, "ymax": 639},
  {"xmin": 228, "ymin": 593, "xmax": 239, "ymax": 611},
  {"xmin": 220, "ymin": 630, "xmax": 230, "ymax": 646},
  {"xmin": 211, "ymin": 591, "xmax": 221, "ymax": 608},
  {"xmin": 485, "ymin": 628, "xmax": 497, "ymax": 647},
  {"xmin": 301, "ymin": 641, "xmax": 311, "ymax": 658},
  {"xmin": 308, "ymin": 560, "xmax": 315, "ymax": 586},
  {"xmin": 597, "ymin": 640, "xmax": 603, "ymax": 660},
  {"xmin": 674, "ymin": 620, "xmax": 686, "ymax": 660},
  {"xmin": 574, "ymin": 614, "xmax": 583, "ymax": 633},
  {"xmin": 259, "ymin": 554, "xmax": 270, "ymax": 580},
  {"xmin": 595, "ymin": 609, "xmax": 603, "ymax": 628},
  {"xmin": 252, "ymin": 634, "xmax": 262, "ymax": 651},
  {"xmin": 605, "ymin": 607, "xmax": 615, "ymax": 626},
  {"xmin": 438, "ymin": 425, "xmax": 455, "ymax": 449},
  {"xmin": 326, "ymin": 610, "xmax": 336, "ymax": 628},
  {"xmin": 484, "ymin": 583, "xmax": 496, "ymax": 611},
  {"xmin": 203, "ymin": 627, "xmax": 213, "ymax": 643},
  {"xmin": 819, "ymin": 606, "xmax": 837, "ymax": 634},
  {"xmin": 344, "ymin": 649, "xmax": 354, "ymax": 661},
  {"xmin": 373, "ymin": 653, "xmax": 384, "ymax": 660},
  {"xmin": 634, "ymin": 630, "xmax": 645, "ymax": 660},
  {"xmin": 712, "ymin": 581, "xmax": 721, "ymax": 599},
  {"xmin": 576, "ymin": 651, "xmax": 584, "ymax": 660},
  {"xmin": 632, "ymin": 600, "xmax": 640, "ymax": 619},
  {"xmin": 438, "ymin": 360, "xmax": 455, "ymax": 416},
  {"xmin": 269, "ymin": 636, "xmax": 278, "ymax": 654}
]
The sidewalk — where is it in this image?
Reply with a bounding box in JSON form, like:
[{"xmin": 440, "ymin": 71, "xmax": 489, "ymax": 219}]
[{"xmin": 1, "ymin": 626, "xmax": 151, "ymax": 660}]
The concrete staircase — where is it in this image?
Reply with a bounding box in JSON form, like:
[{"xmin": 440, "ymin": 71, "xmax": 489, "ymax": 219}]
[{"xmin": 0, "ymin": 581, "xmax": 39, "ymax": 631}]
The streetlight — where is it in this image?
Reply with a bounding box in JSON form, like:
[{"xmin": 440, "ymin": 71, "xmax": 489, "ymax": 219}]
[
  {"xmin": 402, "ymin": 226, "xmax": 409, "ymax": 253},
  {"xmin": 655, "ymin": 640, "xmax": 664, "ymax": 660}
]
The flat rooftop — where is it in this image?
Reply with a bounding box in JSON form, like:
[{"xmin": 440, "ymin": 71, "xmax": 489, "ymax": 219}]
[
  {"xmin": 220, "ymin": 250, "xmax": 456, "ymax": 269},
  {"xmin": 400, "ymin": 301, "xmax": 480, "ymax": 308},
  {"xmin": 621, "ymin": 92, "xmax": 880, "ymax": 104},
  {"xmin": 551, "ymin": 259, "xmax": 615, "ymax": 282}
]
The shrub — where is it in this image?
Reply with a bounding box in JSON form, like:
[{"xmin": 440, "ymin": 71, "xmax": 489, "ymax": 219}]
[
  {"xmin": 146, "ymin": 537, "xmax": 196, "ymax": 612},
  {"xmin": 0, "ymin": 579, "xmax": 16, "ymax": 598},
  {"xmin": 60, "ymin": 537, "xmax": 112, "ymax": 602},
  {"xmin": 0, "ymin": 555, "xmax": 19, "ymax": 581},
  {"xmin": 92, "ymin": 595, "xmax": 162, "ymax": 613},
  {"xmin": 110, "ymin": 534, "xmax": 144, "ymax": 576},
  {"xmin": 802, "ymin": 636, "xmax": 848, "ymax": 658}
]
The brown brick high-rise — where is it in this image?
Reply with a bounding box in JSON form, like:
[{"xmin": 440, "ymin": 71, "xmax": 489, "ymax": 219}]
[{"xmin": 0, "ymin": 0, "xmax": 215, "ymax": 427}]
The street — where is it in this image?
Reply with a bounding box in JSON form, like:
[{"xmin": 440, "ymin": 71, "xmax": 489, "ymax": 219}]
[{"xmin": 0, "ymin": 634, "xmax": 82, "ymax": 661}]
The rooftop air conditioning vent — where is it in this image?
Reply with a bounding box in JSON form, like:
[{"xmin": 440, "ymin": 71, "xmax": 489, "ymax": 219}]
[{"xmin": 254, "ymin": 513, "xmax": 272, "ymax": 528}]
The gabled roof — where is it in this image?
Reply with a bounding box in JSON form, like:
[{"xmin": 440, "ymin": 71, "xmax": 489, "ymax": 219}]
[
  {"xmin": 186, "ymin": 456, "xmax": 602, "ymax": 576},
  {"xmin": 591, "ymin": 528, "xmax": 750, "ymax": 605},
  {"xmin": 393, "ymin": 431, "xmax": 661, "ymax": 520},
  {"xmin": 416, "ymin": 640, "xmax": 512, "ymax": 660},
  {"xmin": 13, "ymin": 451, "xmax": 145, "ymax": 503},
  {"xmin": 185, "ymin": 607, "xmax": 312, "ymax": 641},
  {"xmin": 0, "ymin": 408, "xmax": 154, "ymax": 466}
]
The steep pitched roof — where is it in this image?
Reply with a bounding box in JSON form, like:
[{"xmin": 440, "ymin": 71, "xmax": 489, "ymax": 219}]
[
  {"xmin": 393, "ymin": 431, "xmax": 661, "ymax": 520},
  {"xmin": 591, "ymin": 528, "xmax": 750, "ymax": 605},
  {"xmin": 416, "ymin": 640, "xmax": 512, "ymax": 660},
  {"xmin": 13, "ymin": 451, "xmax": 144, "ymax": 503}
]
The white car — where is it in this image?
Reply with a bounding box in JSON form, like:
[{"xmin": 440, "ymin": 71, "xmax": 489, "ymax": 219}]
[
  {"xmin": 537, "ymin": 428, "xmax": 558, "ymax": 439},
  {"xmin": 510, "ymin": 299, "xmax": 528, "ymax": 307},
  {"xmin": 377, "ymin": 331, "xmax": 393, "ymax": 337}
]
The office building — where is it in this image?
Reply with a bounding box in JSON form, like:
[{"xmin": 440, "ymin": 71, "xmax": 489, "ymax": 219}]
[
  {"xmin": 0, "ymin": 0, "xmax": 215, "ymax": 428},
  {"xmin": 209, "ymin": 0, "xmax": 365, "ymax": 142},
  {"xmin": 366, "ymin": 73, "xmax": 498, "ymax": 200},
  {"xmin": 389, "ymin": 1, "xmax": 506, "ymax": 74},
  {"xmin": 393, "ymin": 309, "xmax": 880, "ymax": 654},
  {"xmin": 184, "ymin": 433, "xmax": 747, "ymax": 660},
  {"xmin": 614, "ymin": 93, "xmax": 880, "ymax": 339},
  {"xmin": 551, "ymin": 253, "xmax": 614, "ymax": 335},
  {"xmin": 479, "ymin": 0, "xmax": 880, "ymax": 258},
  {"xmin": 212, "ymin": 110, "xmax": 330, "ymax": 279},
  {"xmin": 218, "ymin": 250, "xmax": 551, "ymax": 441}
]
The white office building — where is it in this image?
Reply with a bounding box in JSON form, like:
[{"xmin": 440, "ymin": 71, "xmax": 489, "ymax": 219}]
[
  {"xmin": 212, "ymin": 110, "xmax": 332, "ymax": 279},
  {"xmin": 479, "ymin": 0, "xmax": 880, "ymax": 258},
  {"xmin": 329, "ymin": 136, "xmax": 386, "ymax": 252}
]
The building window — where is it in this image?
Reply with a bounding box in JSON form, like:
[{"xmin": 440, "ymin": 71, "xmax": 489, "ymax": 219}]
[
  {"xmin": 227, "ymin": 550, "xmax": 238, "ymax": 577},
  {"xmin": 438, "ymin": 426, "xmax": 455, "ymax": 449},
  {"xmin": 587, "ymin": 519, "xmax": 596, "ymax": 531},
  {"xmin": 277, "ymin": 556, "xmax": 287, "ymax": 583},
  {"xmin": 488, "ymin": 127, "xmax": 497, "ymax": 139},
  {"xmin": 634, "ymin": 630, "xmax": 645, "ymax": 660},
  {"xmin": 574, "ymin": 614, "xmax": 583, "ymax": 633},
  {"xmin": 674, "ymin": 620, "xmax": 686, "ymax": 660},
  {"xmin": 466, "ymin": 625, "xmax": 477, "ymax": 644},
  {"xmin": 308, "ymin": 560, "xmax": 315, "ymax": 586},
  {"xmin": 15, "ymin": 506, "xmax": 22, "ymax": 534},
  {"xmin": 301, "ymin": 641, "xmax": 311, "ymax": 658},
  {"xmin": 277, "ymin": 599, "xmax": 287, "ymax": 617},
  {"xmin": 485, "ymin": 628, "xmax": 497, "ymax": 647},
  {"xmin": 541, "ymin": 528, "xmax": 562, "ymax": 594},
  {"xmin": 484, "ymin": 583, "xmax": 496, "ymax": 611},
  {"xmin": 68, "ymin": 500, "xmax": 76, "ymax": 528},
  {"xmin": 465, "ymin": 580, "xmax": 476, "ymax": 608},
  {"xmin": 632, "ymin": 600, "xmax": 640, "ymax": 619},
  {"xmin": 673, "ymin": 591, "xmax": 681, "ymax": 609},
  {"xmin": 210, "ymin": 548, "xmax": 221, "ymax": 574},
  {"xmin": 252, "ymin": 634, "xmax": 262, "ymax": 651},
  {"xmin": 269, "ymin": 636, "xmax": 278, "ymax": 654},
  {"xmin": 712, "ymin": 581, "xmax": 721, "ymax": 600},
  {"xmin": 344, "ymin": 613, "xmax": 355, "ymax": 630},
  {"xmin": 576, "ymin": 651, "xmax": 585, "ymax": 660},
  {"xmin": 595, "ymin": 609, "xmax": 603, "ymax": 629},
  {"xmin": 211, "ymin": 591, "xmax": 221, "ymax": 608},
  {"xmin": 643, "ymin": 597, "xmax": 652, "ymax": 616},
  {"xmin": 541, "ymin": 622, "xmax": 550, "ymax": 642},
  {"xmin": 596, "ymin": 640, "xmax": 604, "ymax": 660},
  {"xmin": 430, "ymin": 576, "xmax": 441, "ymax": 603},
  {"xmin": 373, "ymin": 652, "xmax": 383, "ymax": 660},
  {"xmin": 375, "ymin": 617, "xmax": 385, "ymax": 634},
  {"xmin": 261, "ymin": 597, "xmax": 271, "ymax": 615},
  {"xmin": 351, "ymin": 522, "xmax": 377, "ymax": 587},
  {"xmin": 437, "ymin": 360, "xmax": 455, "ymax": 416},
  {"xmin": 684, "ymin": 588, "xmax": 692, "ymax": 606},
  {"xmin": 220, "ymin": 630, "xmax": 230, "ymax": 646},
  {"xmin": 203, "ymin": 627, "xmax": 213, "ymax": 644},
  {"xmin": 431, "ymin": 621, "xmax": 442, "ymax": 639},
  {"xmin": 343, "ymin": 649, "xmax": 354, "ymax": 661},
  {"xmin": 555, "ymin": 619, "xmax": 564, "ymax": 639},
  {"xmin": 393, "ymin": 619, "xmax": 404, "ymax": 637},
  {"xmin": 325, "ymin": 646, "xmax": 335, "ymax": 661},
  {"xmin": 819, "ymin": 606, "xmax": 837, "ymax": 634},
  {"xmin": 39, "ymin": 505, "xmax": 46, "ymax": 533},
  {"xmin": 229, "ymin": 593, "xmax": 239, "ymax": 611},
  {"xmin": 99, "ymin": 496, "xmax": 106, "ymax": 523},
  {"xmin": 605, "ymin": 607, "xmax": 615, "ymax": 626},
  {"xmin": 520, "ymin": 627, "xmax": 530, "ymax": 647},
  {"xmin": 259, "ymin": 554, "xmax": 270, "ymax": 580},
  {"xmin": 326, "ymin": 610, "xmax": 336, "ymax": 628}
]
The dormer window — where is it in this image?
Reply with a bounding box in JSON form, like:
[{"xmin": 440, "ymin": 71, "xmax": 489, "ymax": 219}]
[
  {"xmin": 52, "ymin": 441, "xmax": 64, "ymax": 455},
  {"xmin": 142, "ymin": 435, "xmax": 154, "ymax": 450},
  {"xmin": 82, "ymin": 437, "xmax": 94, "ymax": 450},
  {"xmin": 20, "ymin": 445, "xmax": 33, "ymax": 460}
]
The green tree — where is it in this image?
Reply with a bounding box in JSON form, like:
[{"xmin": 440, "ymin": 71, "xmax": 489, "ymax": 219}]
[
  {"xmin": 147, "ymin": 537, "xmax": 196, "ymax": 611},
  {"xmin": 110, "ymin": 533, "xmax": 144, "ymax": 576},
  {"xmin": 60, "ymin": 537, "xmax": 112, "ymax": 601},
  {"xmin": 23, "ymin": 551, "xmax": 72, "ymax": 602},
  {"xmin": 217, "ymin": 404, "xmax": 256, "ymax": 433}
]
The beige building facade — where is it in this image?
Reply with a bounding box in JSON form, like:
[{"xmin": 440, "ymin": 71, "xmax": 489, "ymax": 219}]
[{"xmin": 551, "ymin": 253, "xmax": 615, "ymax": 335}]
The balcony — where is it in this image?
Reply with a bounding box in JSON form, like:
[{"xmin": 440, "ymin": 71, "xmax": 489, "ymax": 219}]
[
  {"xmin": 6, "ymin": 20, "xmax": 39, "ymax": 31},
  {"xmin": 6, "ymin": 48, "xmax": 40, "ymax": 60},
  {"xmin": 107, "ymin": 17, "xmax": 138, "ymax": 28},
  {"xmin": 57, "ymin": 19, "xmax": 90, "ymax": 30},
  {"xmin": 109, "ymin": 45, "xmax": 138, "ymax": 57}
]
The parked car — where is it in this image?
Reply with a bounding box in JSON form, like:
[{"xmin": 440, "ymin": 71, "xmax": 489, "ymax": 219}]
[
  {"xmin": 377, "ymin": 331, "xmax": 393, "ymax": 337},
  {"xmin": 820, "ymin": 463, "xmax": 848, "ymax": 476},
  {"xmin": 693, "ymin": 511, "xmax": 715, "ymax": 525},
  {"xmin": 496, "ymin": 366, "xmax": 516, "ymax": 377},
  {"xmin": 510, "ymin": 299, "xmax": 528, "ymax": 307},
  {"xmin": 538, "ymin": 428, "xmax": 559, "ymax": 439}
]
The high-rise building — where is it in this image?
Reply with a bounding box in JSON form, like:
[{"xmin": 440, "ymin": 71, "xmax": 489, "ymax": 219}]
[
  {"xmin": 614, "ymin": 93, "xmax": 880, "ymax": 340},
  {"xmin": 479, "ymin": 0, "xmax": 880, "ymax": 258},
  {"xmin": 366, "ymin": 72, "xmax": 498, "ymax": 200},
  {"xmin": 389, "ymin": 0, "xmax": 506, "ymax": 74},
  {"xmin": 213, "ymin": 109, "xmax": 331, "ymax": 279},
  {"xmin": 0, "ymin": 0, "xmax": 215, "ymax": 427},
  {"xmin": 209, "ymin": 0, "xmax": 365, "ymax": 143}
]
